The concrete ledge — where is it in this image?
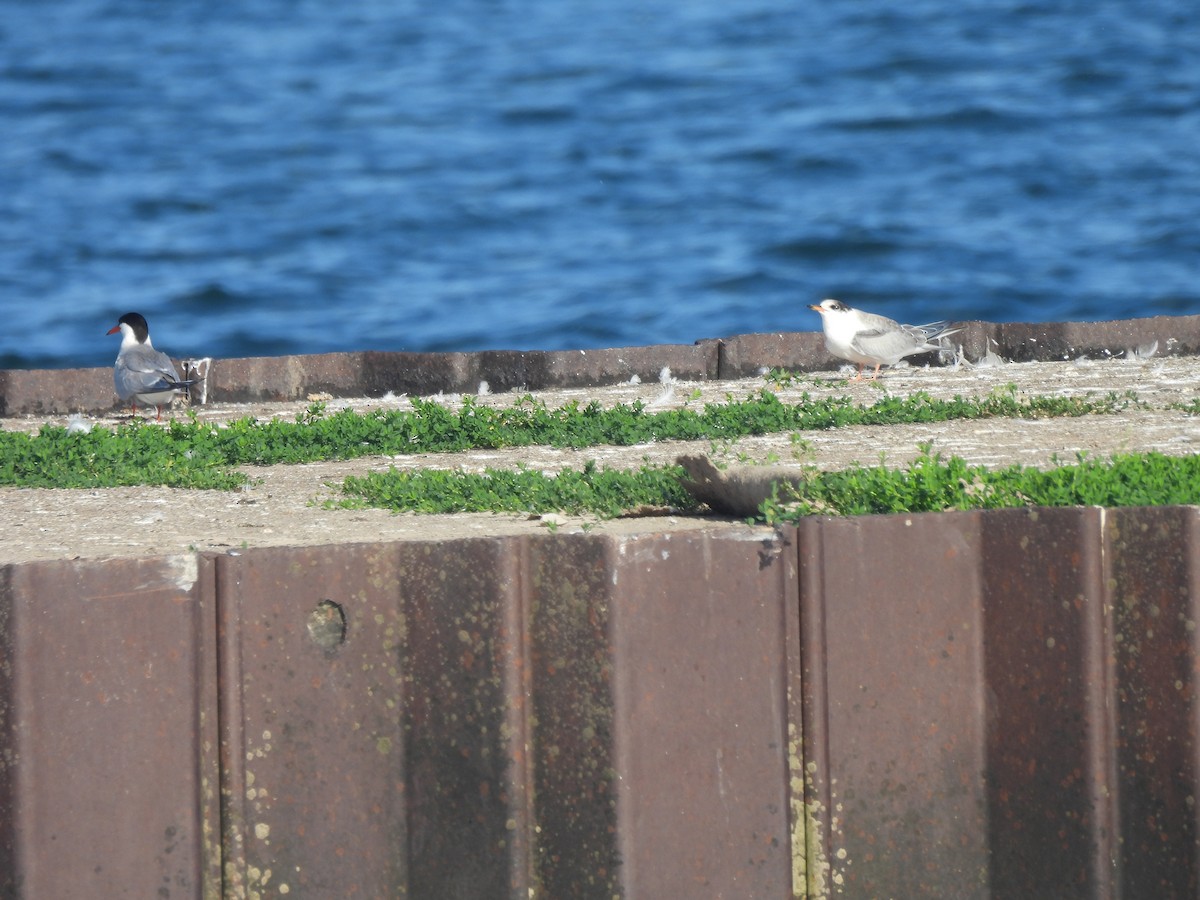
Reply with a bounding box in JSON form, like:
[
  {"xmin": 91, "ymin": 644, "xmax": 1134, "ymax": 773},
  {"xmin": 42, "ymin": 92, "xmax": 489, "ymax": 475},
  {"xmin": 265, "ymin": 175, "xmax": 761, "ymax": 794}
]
[
  {"xmin": 0, "ymin": 366, "xmax": 114, "ymax": 417},
  {"xmin": 6, "ymin": 314, "xmax": 1200, "ymax": 415}
]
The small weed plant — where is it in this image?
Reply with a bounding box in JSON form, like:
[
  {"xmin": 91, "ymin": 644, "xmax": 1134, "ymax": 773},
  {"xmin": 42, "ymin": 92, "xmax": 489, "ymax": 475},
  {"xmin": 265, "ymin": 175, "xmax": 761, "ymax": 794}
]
[
  {"xmin": 0, "ymin": 389, "xmax": 1133, "ymax": 490},
  {"xmin": 756, "ymin": 445, "xmax": 1200, "ymax": 524},
  {"xmin": 340, "ymin": 460, "xmax": 700, "ymax": 518},
  {"xmin": 338, "ymin": 447, "xmax": 1200, "ymax": 521}
]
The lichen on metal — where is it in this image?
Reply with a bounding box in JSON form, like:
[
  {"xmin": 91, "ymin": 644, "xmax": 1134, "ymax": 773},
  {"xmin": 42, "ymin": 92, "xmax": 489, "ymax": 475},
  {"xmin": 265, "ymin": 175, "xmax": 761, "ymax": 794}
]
[{"xmin": 5, "ymin": 506, "xmax": 1200, "ymax": 895}]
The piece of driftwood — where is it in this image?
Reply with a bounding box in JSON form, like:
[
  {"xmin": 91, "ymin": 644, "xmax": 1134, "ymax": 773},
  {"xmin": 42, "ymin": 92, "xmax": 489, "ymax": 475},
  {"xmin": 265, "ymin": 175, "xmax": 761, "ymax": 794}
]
[{"xmin": 676, "ymin": 454, "xmax": 807, "ymax": 517}]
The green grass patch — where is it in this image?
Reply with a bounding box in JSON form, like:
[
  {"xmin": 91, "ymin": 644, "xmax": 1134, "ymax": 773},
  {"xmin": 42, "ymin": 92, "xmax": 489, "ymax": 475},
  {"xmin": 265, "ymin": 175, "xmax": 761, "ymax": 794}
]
[
  {"xmin": 0, "ymin": 420, "xmax": 247, "ymax": 490},
  {"xmin": 758, "ymin": 447, "xmax": 1200, "ymax": 523},
  {"xmin": 338, "ymin": 448, "xmax": 1200, "ymax": 521},
  {"xmin": 340, "ymin": 460, "xmax": 700, "ymax": 518},
  {"xmin": 0, "ymin": 388, "xmax": 1137, "ymax": 490}
]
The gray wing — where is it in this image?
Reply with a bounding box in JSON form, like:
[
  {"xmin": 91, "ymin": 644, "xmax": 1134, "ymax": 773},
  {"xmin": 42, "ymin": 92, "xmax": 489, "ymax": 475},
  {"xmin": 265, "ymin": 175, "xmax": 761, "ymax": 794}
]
[
  {"xmin": 908, "ymin": 321, "xmax": 960, "ymax": 342},
  {"xmin": 852, "ymin": 320, "xmax": 961, "ymax": 364},
  {"xmin": 850, "ymin": 325, "xmax": 928, "ymax": 363},
  {"xmin": 115, "ymin": 346, "xmax": 189, "ymax": 400}
]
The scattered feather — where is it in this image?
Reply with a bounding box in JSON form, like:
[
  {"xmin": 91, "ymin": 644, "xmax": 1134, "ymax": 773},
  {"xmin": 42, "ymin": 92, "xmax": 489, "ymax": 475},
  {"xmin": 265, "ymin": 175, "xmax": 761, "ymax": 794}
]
[
  {"xmin": 182, "ymin": 357, "xmax": 212, "ymax": 405},
  {"xmin": 477, "ymin": 380, "xmax": 491, "ymax": 395},
  {"xmin": 1124, "ymin": 341, "xmax": 1158, "ymax": 361},
  {"xmin": 648, "ymin": 384, "xmax": 676, "ymax": 410},
  {"xmin": 658, "ymin": 366, "xmax": 674, "ymax": 385},
  {"xmin": 940, "ymin": 342, "xmax": 962, "ymax": 369},
  {"xmin": 974, "ymin": 343, "xmax": 1008, "ymax": 368},
  {"xmin": 66, "ymin": 414, "xmax": 92, "ymax": 434},
  {"xmin": 628, "ymin": 374, "xmax": 641, "ymax": 385}
]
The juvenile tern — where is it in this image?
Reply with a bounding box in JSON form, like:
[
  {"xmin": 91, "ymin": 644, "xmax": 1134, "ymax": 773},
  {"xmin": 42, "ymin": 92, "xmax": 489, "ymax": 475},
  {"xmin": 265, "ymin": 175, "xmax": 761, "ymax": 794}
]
[
  {"xmin": 107, "ymin": 312, "xmax": 195, "ymax": 420},
  {"xmin": 809, "ymin": 298, "xmax": 960, "ymax": 380}
]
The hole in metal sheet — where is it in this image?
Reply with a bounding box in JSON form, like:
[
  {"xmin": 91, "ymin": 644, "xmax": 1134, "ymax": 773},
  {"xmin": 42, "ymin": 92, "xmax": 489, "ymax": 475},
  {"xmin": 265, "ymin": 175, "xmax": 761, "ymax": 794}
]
[{"xmin": 307, "ymin": 599, "xmax": 347, "ymax": 652}]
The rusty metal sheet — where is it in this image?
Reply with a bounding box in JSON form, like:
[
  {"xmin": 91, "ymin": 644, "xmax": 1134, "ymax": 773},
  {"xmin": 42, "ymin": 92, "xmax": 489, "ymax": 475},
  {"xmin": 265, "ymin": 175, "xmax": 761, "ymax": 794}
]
[
  {"xmin": 1106, "ymin": 506, "xmax": 1200, "ymax": 896},
  {"xmin": 389, "ymin": 538, "xmax": 532, "ymax": 898},
  {"xmin": 980, "ymin": 506, "xmax": 1117, "ymax": 897},
  {"xmin": 797, "ymin": 511, "xmax": 991, "ymax": 898},
  {"xmin": 0, "ymin": 554, "xmax": 219, "ymax": 899},
  {"xmin": 8, "ymin": 503, "xmax": 1200, "ymax": 898},
  {"xmin": 218, "ymin": 529, "xmax": 802, "ymax": 898},
  {"xmin": 214, "ymin": 539, "xmax": 535, "ymax": 898},
  {"xmin": 521, "ymin": 533, "xmax": 620, "ymax": 897},
  {"xmin": 215, "ymin": 544, "xmax": 409, "ymax": 898},
  {"xmin": 526, "ymin": 528, "xmax": 798, "ymax": 898}
]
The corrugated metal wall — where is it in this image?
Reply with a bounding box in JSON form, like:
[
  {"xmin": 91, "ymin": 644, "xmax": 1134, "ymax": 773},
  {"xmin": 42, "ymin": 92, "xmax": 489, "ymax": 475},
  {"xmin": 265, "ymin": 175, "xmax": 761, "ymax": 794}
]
[{"xmin": 3, "ymin": 507, "xmax": 1199, "ymax": 897}]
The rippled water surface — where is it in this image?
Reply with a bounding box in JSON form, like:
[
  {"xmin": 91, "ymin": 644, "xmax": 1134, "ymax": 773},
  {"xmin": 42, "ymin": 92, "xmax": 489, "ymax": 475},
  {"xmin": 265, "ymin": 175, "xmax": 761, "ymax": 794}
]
[{"xmin": 2, "ymin": 0, "xmax": 1198, "ymax": 368}]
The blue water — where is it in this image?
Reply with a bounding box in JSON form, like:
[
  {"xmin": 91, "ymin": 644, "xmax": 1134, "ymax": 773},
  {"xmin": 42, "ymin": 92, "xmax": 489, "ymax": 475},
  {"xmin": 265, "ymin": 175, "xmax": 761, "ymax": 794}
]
[{"xmin": 2, "ymin": 0, "xmax": 1198, "ymax": 369}]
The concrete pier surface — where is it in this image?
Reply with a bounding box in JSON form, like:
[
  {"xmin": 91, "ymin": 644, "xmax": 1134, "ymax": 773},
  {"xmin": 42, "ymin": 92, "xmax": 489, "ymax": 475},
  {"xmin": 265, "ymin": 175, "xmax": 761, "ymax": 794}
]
[{"xmin": 1, "ymin": 339, "xmax": 1197, "ymax": 564}]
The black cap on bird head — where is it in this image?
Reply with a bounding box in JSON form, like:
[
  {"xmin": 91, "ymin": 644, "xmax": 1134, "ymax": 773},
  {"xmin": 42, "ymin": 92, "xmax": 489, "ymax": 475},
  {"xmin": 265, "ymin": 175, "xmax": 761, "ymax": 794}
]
[{"xmin": 107, "ymin": 312, "xmax": 150, "ymax": 342}]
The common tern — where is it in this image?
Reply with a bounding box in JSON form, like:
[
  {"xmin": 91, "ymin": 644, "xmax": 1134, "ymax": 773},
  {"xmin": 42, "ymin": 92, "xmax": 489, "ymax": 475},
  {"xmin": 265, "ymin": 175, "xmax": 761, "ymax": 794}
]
[
  {"xmin": 107, "ymin": 312, "xmax": 195, "ymax": 420},
  {"xmin": 808, "ymin": 298, "xmax": 960, "ymax": 380}
]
